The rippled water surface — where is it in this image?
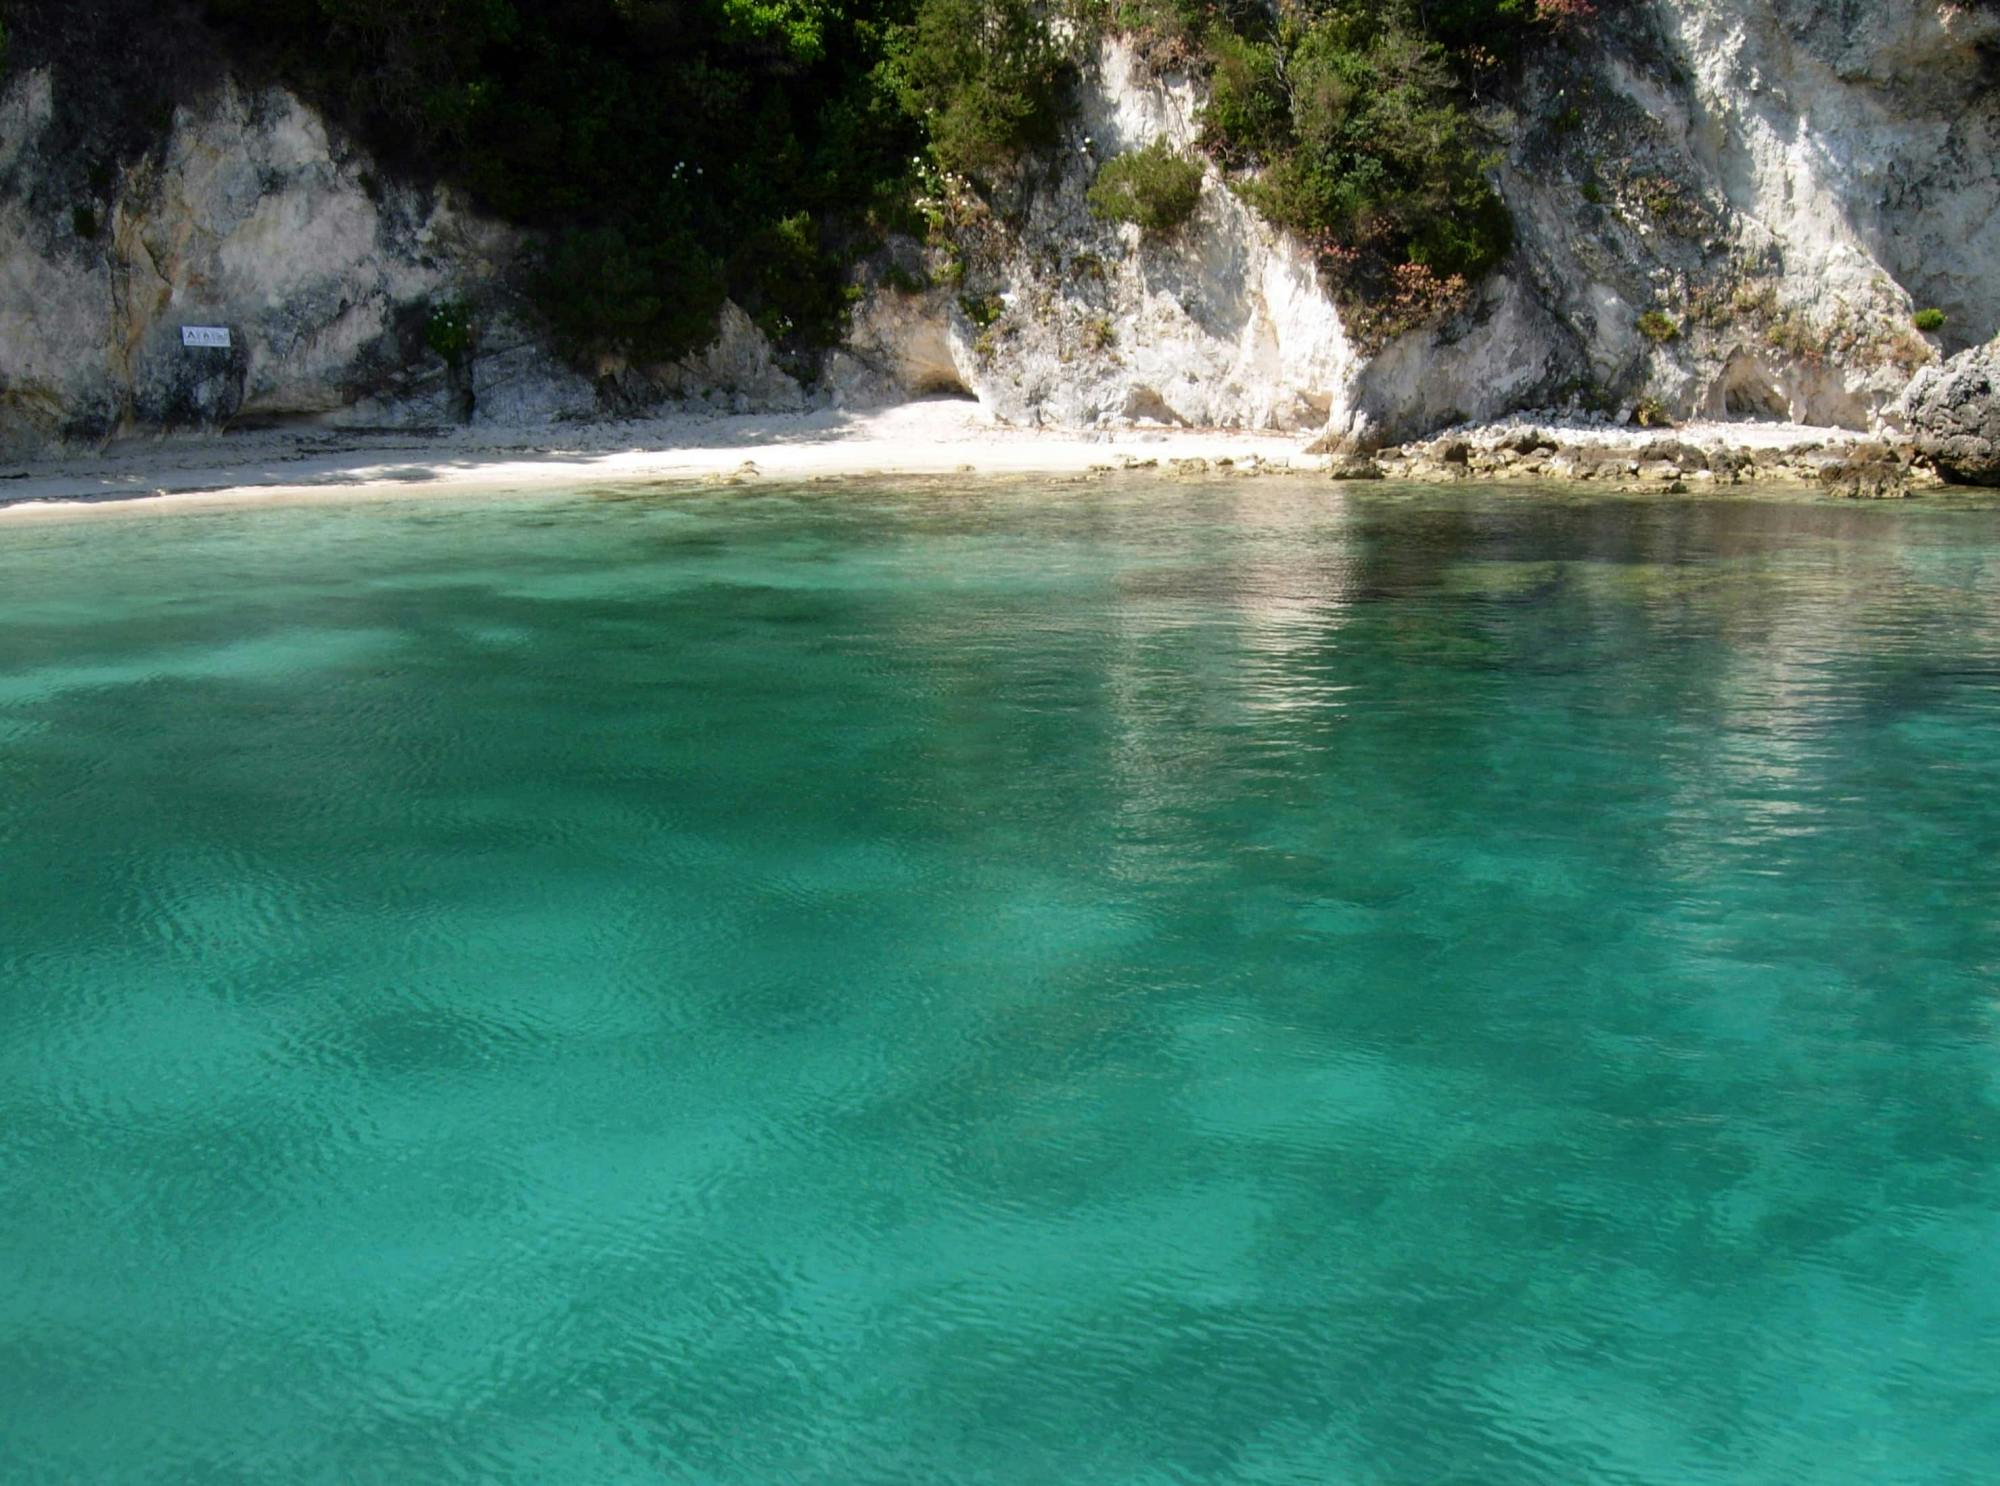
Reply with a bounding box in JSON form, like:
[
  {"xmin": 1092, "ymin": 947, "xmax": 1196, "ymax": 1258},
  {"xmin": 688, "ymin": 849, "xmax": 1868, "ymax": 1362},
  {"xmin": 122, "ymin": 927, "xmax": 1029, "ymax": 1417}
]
[{"xmin": 4, "ymin": 479, "xmax": 2000, "ymax": 1483}]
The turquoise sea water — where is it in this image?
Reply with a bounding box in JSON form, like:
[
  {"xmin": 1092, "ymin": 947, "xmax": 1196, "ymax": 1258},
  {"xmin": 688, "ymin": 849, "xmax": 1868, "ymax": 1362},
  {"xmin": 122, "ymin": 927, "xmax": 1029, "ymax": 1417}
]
[{"xmin": 3, "ymin": 478, "xmax": 2000, "ymax": 1483}]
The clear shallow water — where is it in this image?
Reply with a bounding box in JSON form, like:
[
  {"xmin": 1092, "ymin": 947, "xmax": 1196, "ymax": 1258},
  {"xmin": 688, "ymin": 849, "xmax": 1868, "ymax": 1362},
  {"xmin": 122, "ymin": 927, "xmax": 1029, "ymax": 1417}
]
[{"xmin": 3, "ymin": 478, "xmax": 2000, "ymax": 1484}]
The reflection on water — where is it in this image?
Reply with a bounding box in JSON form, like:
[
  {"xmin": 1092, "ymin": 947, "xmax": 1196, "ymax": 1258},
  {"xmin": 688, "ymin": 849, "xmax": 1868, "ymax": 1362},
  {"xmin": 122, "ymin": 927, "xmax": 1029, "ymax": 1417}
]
[{"xmin": 2, "ymin": 479, "xmax": 1999, "ymax": 1484}]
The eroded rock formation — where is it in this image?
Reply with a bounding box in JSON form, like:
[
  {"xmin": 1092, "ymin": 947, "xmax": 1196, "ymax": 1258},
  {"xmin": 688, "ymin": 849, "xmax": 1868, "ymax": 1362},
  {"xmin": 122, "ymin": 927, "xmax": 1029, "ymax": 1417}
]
[{"xmin": 1901, "ymin": 334, "xmax": 2000, "ymax": 484}]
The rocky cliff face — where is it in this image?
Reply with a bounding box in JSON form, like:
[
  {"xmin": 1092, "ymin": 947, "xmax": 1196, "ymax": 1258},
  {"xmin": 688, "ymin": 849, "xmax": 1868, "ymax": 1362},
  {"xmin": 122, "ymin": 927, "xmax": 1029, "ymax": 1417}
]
[
  {"xmin": 1471, "ymin": 0, "xmax": 2000, "ymax": 433},
  {"xmin": 829, "ymin": 41, "xmax": 1354, "ymax": 433},
  {"xmin": 2, "ymin": 1, "xmax": 1996, "ymax": 460},
  {"xmin": 1900, "ymin": 331, "xmax": 2000, "ymax": 483},
  {"xmin": 887, "ymin": 2, "xmax": 2000, "ymax": 447},
  {"xmin": 0, "ymin": 70, "xmax": 596, "ymax": 456}
]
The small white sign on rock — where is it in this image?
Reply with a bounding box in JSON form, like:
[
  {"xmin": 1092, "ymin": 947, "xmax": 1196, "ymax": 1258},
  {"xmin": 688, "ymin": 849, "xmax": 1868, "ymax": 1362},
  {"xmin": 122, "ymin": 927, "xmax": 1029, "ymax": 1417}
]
[{"xmin": 181, "ymin": 325, "xmax": 231, "ymax": 349}]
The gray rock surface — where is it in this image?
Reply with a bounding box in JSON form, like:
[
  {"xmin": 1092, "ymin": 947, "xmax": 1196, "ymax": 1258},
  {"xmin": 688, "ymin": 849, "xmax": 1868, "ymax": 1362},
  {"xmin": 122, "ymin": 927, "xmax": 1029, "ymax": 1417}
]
[
  {"xmin": 1375, "ymin": 420, "xmax": 1931, "ymax": 497},
  {"xmin": 0, "ymin": 71, "xmax": 603, "ymax": 455},
  {"xmin": 1900, "ymin": 336, "xmax": 2000, "ymax": 485}
]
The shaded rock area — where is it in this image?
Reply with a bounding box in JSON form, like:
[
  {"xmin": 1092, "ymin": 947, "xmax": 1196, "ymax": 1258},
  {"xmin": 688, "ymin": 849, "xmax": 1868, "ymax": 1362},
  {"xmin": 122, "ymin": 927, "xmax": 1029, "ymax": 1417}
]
[
  {"xmin": 1899, "ymin": 336, "xmax": 2000, "ymax": 486},
  {"xmin": 0, "ymin": 65, "xmax": 599, "ymax": 456}
]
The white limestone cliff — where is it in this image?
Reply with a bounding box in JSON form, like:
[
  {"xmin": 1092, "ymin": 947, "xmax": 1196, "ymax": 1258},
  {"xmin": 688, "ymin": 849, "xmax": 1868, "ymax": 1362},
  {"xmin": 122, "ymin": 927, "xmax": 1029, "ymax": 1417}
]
[
  {"xmin": 0, "ymin": 73, "xmax": 597, "ymax": 456},
  {"xmin": 845, "ymin": 9, "xmax": 1998, "ymax": 445},
  {"xmin": 2, "ymin": 2, "xmax": 1996, "ymax": 458},
  {"xmin": 829, "ymin": 40, "xmax": 1356, "ymax": 432}
]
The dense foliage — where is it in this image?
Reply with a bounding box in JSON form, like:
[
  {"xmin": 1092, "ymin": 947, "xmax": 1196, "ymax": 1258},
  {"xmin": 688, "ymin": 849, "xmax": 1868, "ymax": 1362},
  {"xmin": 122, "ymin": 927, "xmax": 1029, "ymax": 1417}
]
[
  {"xmin": 884, "ymin": 0, "xmax": 1082, "ymax": 181},
  {"xmin": 199, "ymin": 0, "xmax": 916, "ymax": 359},
  {"xmin": 1086, "ymin": 139, "xmax": 1204, "ymax": 235},
  {"xmin": 1182, "ymin": 0, "xmax": 1545, "ymax": 320},
  {"xmin": 72, "ymin": 0, "xmax": 1570, "ymax": 364}
]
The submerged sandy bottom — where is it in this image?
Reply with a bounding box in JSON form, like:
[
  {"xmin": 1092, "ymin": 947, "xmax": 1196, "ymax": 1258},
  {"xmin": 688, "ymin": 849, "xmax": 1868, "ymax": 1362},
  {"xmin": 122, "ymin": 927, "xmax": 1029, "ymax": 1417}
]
[{"xmin": 5, "ymin": 479, "xmax": 1999, "ymax": 1481}]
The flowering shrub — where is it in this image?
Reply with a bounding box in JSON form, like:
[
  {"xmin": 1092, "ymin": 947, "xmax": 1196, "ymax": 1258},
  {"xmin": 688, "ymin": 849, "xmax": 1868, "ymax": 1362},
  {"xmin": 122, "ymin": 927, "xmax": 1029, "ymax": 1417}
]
[
  {"xmin": 1533, "ymin": 0, "xmax": 1598, "ymax": 30},
  {"xmin": 1343, "ymin": 262, "xmax": 1475, "ymax": 351}
]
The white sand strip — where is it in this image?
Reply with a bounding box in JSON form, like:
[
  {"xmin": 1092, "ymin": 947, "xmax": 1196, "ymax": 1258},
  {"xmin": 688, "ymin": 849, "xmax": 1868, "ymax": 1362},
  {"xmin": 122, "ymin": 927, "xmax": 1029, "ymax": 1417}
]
[{"xmin": 0, "ymin": 401, "xmax": 1318, "ymax": 518}]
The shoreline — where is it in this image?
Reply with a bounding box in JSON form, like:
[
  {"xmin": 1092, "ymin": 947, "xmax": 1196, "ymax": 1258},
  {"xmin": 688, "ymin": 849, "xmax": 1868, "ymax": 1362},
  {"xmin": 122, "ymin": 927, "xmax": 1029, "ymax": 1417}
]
[
  {"xmin": 0, "ymin": 401, "xmax": 1320, "ymax": 519},
  {"xmin": 0, "ymin": 399, "xmax": 1945, "ymax": 519}
]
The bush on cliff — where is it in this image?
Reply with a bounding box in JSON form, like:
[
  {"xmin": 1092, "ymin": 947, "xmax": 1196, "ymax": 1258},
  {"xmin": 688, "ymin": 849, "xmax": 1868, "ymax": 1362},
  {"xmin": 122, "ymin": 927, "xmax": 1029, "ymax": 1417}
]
[
  {"xmin": 885, "ymin": 0, "xmax": 1082, "ymax": 183},
  {"xmin": 1197, "ymin": 2, "xmax": 1520, "ymax": 307},
  {"xmin": 1087, "ymin": 140, "xmax": 1204, "ymax": 234},
  {"xmin": 1115, "ymin": 0, "xmax": 1584, "ymax": 340}
]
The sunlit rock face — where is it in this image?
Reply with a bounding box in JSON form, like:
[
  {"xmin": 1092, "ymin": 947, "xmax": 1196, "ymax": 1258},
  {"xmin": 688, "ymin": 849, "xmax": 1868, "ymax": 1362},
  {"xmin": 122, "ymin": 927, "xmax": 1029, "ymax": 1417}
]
[
  {"xmin": 1462, "ymin": 0, "xmax": 2000, "ymax": 434},
  {"xmin": 829, "ymin": 38, "xmax": 1358, "ymax": 434},
  {"xmin": 850, "ymin": 9, "xmax": 1998, "ymax": 443}
]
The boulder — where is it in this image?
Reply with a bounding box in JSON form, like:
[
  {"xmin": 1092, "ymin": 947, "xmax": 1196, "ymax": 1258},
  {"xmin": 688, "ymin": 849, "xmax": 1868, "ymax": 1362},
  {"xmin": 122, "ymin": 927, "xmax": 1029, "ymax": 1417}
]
[
  {"xmin": 1901, "ymin": 336, "xmax": 2000, "ymax": 485},
  {"xmin": 1818, "ymin": 449, "xmax": 1911, "ymax": 499},
  {"xmin": 1326, "ymin": 458, "xmax": 1385, "ymax": 480}
]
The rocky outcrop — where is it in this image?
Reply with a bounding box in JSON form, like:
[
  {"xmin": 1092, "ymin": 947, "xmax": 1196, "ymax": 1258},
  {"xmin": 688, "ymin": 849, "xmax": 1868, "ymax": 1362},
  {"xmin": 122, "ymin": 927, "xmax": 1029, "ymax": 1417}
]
[
  {"xmin": 1312, "ymin": 0, "xmax": 1998, "ymax": 443},
  {"xmin": 0, "ymin": 68, "xmax": 810, "ymax": 456},
  {"xmin": 1377, "ymin": 419, "xmax": 1931, "ymax": 498},
  {"xmin": 1900, "ymin": 335, "xmax": 2000, "ymax": 485},
  {"xmin": 1429, "ymin": 0, "xmax": 2000, "ymax": 438},
  {"xmin": 839, "ymin": 5, "xmax": 1998, "ymax": 447}
]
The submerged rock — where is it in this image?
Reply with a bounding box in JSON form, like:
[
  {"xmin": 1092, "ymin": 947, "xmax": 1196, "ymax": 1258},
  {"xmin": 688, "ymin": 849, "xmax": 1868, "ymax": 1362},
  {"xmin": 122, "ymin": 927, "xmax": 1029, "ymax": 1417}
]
[
  {"xmin": 1326, "ymin": 459, "xmax": 1385, "ymax": 480},
  {"xmin": 1818, "ymin": 441, "xmax": 1912, "ymax": 499}
]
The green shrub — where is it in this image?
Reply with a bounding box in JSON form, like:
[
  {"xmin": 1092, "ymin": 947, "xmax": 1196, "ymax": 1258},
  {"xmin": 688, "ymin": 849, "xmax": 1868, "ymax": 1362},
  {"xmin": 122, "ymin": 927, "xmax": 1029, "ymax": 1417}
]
[
  {"xmin": 1580, "ymin": 179, "xmax": 1603, "ymax": 204},
  {"xmin": 1200, "ymin": 28, "xmax": 1290, "ymax": 167},
  {"xmin": 538, "ymin": 225, "xmax": 726, "ymax": 364},
  {"xmin": 1914, "ymin": 307, "xmax": 1946, "ymax": 332},
  {"xmin": 1200, "ymin": 6, "xmax": 1516, "ymax": 310},
  {"xmin": 886, "ymin": 0, "xmax": 1079, "ymax": 183},
  {"xmin": 1087, "ymin": 140, "xmax": 1204, "ymax": 235},
  {"xmin": 958, "ymin": 292, "xmax": 1006, "ymax": 329},
  {"xmin": 424, "ymin": 300, "xmax": 474, "ymax": 368},
  {"xmin": 1637, "ymin": 310, "xmax": 1679, "ymax": 343}
]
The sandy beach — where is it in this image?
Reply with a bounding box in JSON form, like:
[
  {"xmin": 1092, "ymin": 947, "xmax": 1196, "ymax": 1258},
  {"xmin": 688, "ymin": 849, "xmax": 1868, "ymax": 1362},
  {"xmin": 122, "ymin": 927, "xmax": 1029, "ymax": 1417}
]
[
  {"xmin": 0, "ymin": 397, "xmax": 1894, "ymax": 519},
  {"xmin": 0, "ymin": 400, "xmax": 1324, "ymax": 517}
]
